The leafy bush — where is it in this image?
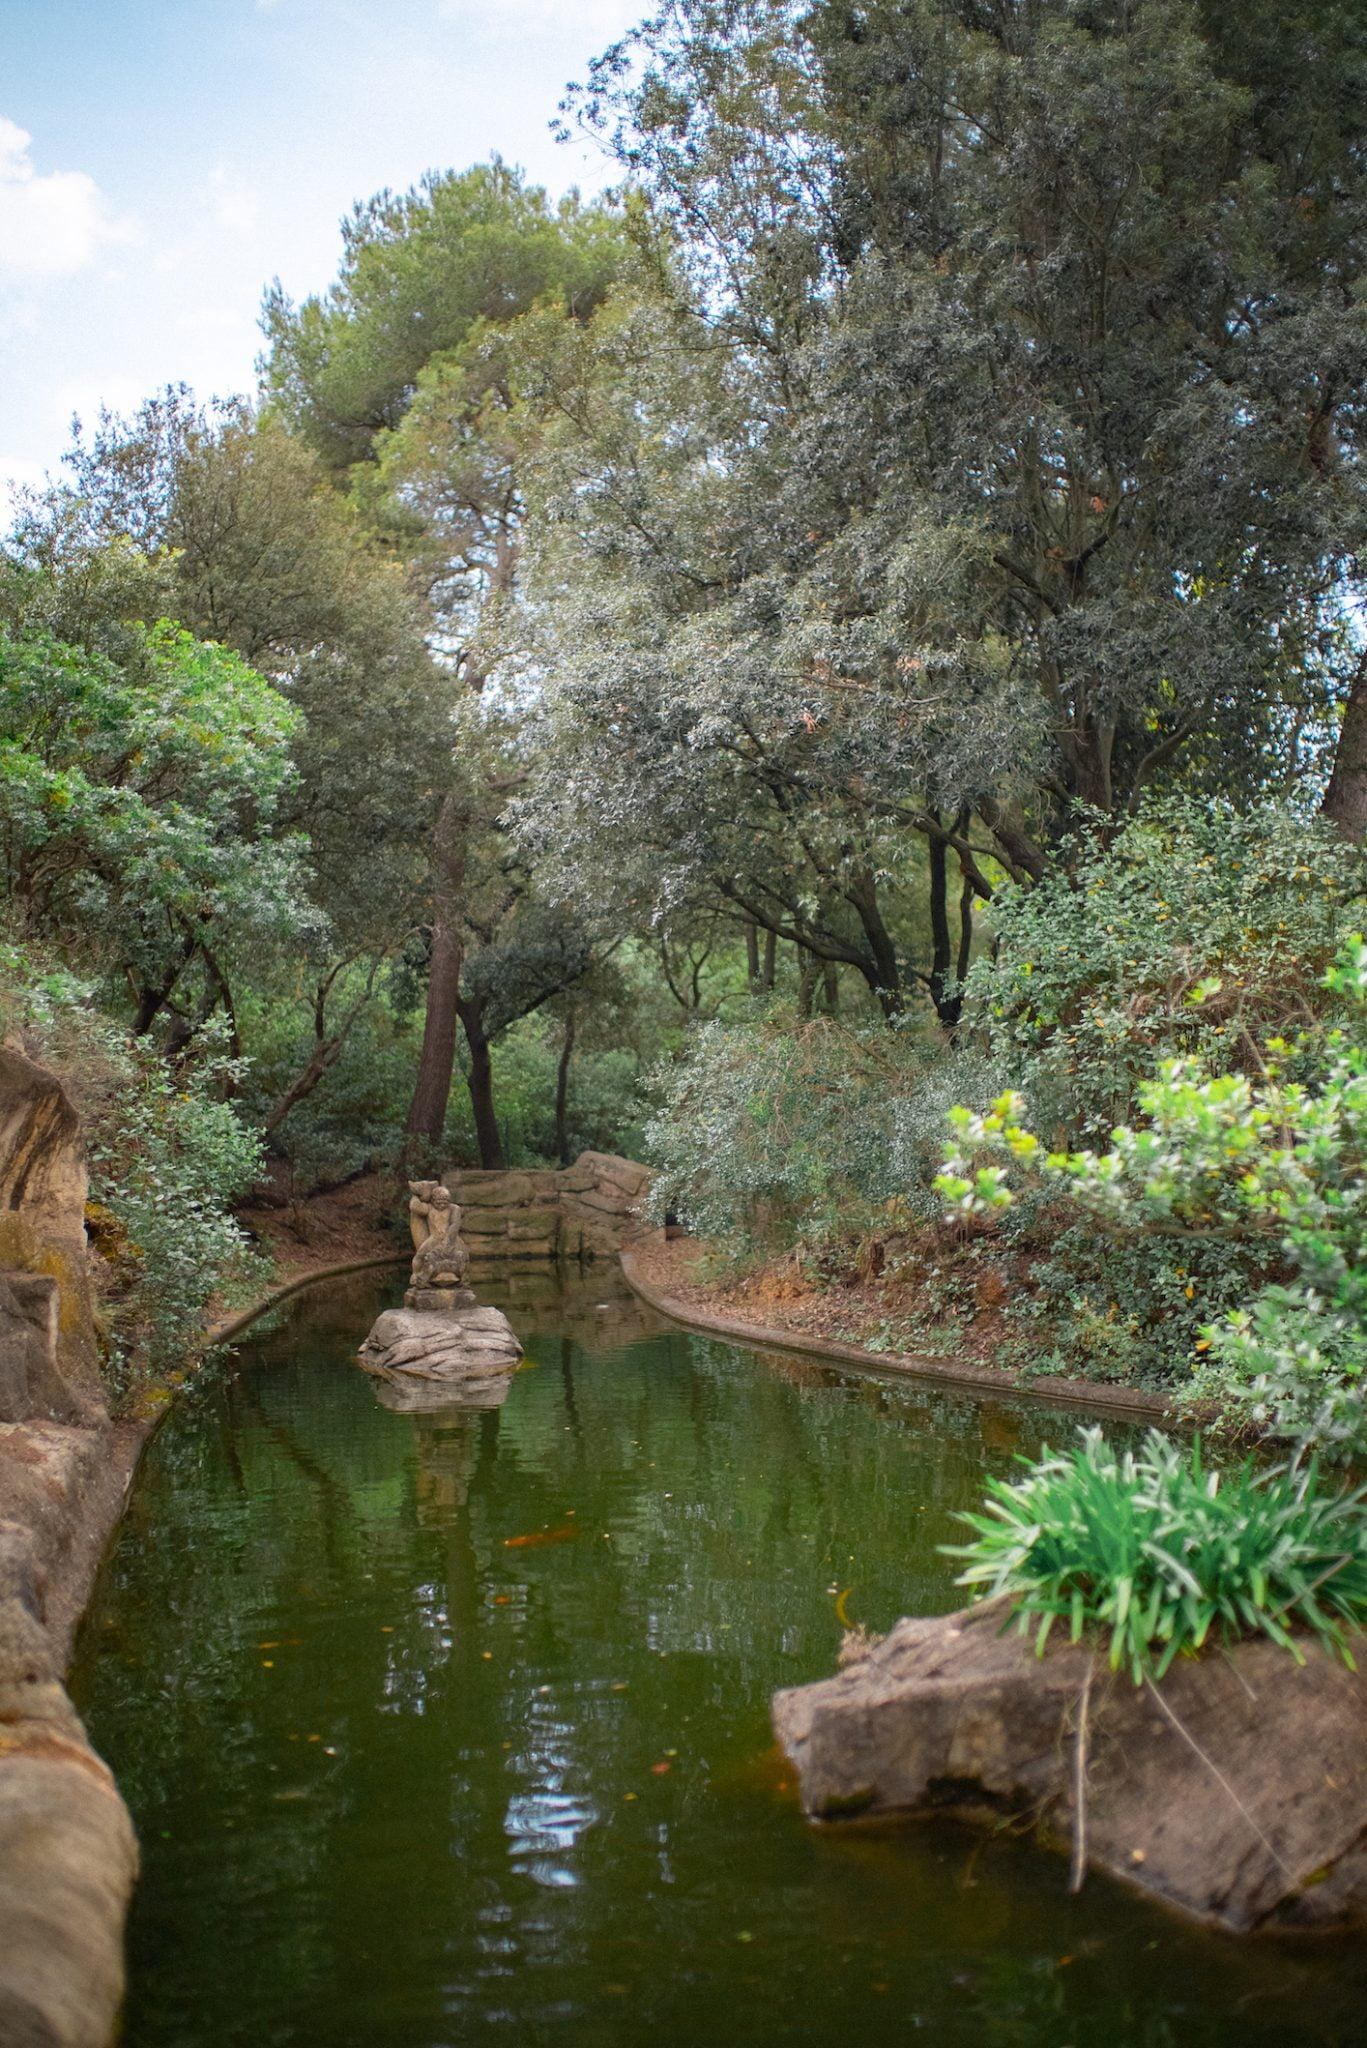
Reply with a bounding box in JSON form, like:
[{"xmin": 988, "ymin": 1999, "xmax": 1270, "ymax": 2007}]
[
  {"xmin": 644, "ymin": 1009, "xmax": 991, "ymax": 1249},
  {"xmin": 965, "ymin": 797, "xmax": 1366, "ymax": 1144},
  {"xmin": 0, "ymin": 947, "xmax": 265, "ymax": 1394},
  {"xmin": 939, "ymin": 936, "xmax": 1367, "ymax": 1455},
  {"xmin": 947, "ymin": 1428, "xmax": 1367, "ymax": 1683},
  {"xmin": 236, "ymin": 984, "xmax": 419, "ymax": 1190},
  {"xmin": 0, "ymin": 618, "xmax": 312, "ymax": 982}
]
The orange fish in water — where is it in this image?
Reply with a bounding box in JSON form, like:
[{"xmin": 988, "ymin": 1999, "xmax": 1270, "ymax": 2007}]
[{"xmin": 503, "ymin": 1527, "xmax": 580, "ymax": 1549}]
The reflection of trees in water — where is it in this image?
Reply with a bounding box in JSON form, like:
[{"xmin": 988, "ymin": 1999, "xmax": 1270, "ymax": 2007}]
[
  {"xmin": 479, "ymin": 1263, "xmax": 664, "ymax": 1355},
  {"xmin": 75, "ymin": 1269, "xmax": 1359, "ymax": 2047}
]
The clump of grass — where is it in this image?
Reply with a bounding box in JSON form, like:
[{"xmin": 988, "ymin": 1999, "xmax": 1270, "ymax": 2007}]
[{"xmin": 944, "ymin": 1428, "xmax": 1367, "ymax": 1684}]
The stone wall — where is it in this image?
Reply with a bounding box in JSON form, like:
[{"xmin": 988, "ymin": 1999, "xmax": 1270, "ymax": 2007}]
[{"xmin": 446, "ymin": 1151, "xmax": 651, "ymax": 1262}]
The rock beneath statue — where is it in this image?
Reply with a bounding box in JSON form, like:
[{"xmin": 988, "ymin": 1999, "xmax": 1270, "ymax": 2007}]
[
  {"xmin": 405, "ymin": 1285, "xmax": 477, "ymax": 1313},
  {"xmin": 357, "ymin": 1303, "xmax": 521, "ymax": 1395}
]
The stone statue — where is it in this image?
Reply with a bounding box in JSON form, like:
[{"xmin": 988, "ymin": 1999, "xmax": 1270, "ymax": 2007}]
[
  {"xmin": 406, "ymin": 1181, "xmax": 471, "ymax": 1301},
  {"xmin": 357, "ymin": 1180, "xmax": 521, "ymax": 1404}
]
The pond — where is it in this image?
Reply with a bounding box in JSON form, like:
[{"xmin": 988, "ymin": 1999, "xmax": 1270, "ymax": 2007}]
[{"xmin": 71, "ymin": 1268, "xmax": 1366, "ymax": 2048}]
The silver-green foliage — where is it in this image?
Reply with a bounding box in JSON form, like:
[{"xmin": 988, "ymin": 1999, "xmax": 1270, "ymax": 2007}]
[
  {"xmin": 947, "ymin": 1428, "xmax": 1367, "ymax": 1683},
  {"xmin": 645, "ymin": 1010, "xmax": 997, "ymax": 1246}
]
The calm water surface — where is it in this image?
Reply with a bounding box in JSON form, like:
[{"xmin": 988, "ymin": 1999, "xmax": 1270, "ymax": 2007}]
[{"xmin": 71, "ymin": 1269, "xmax": 1366, "ymax": 2047}]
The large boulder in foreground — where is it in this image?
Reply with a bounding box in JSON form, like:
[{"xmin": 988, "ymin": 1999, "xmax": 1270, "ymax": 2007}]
[
  {"xmin": 0, "ymin": 1597, "xmax": 138, "ymax": 2048},
  {"xmin": 773, "ymin": 1603, "xmax": 1367, "ymax": 1933}
]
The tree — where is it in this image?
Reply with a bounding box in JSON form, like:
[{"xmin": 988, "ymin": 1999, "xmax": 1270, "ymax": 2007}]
[
  {"xmin": 0, "ymin": 613, "xmax": 308, "ymax": 1029},
  {"xmin": 12, "ymin": 393, "xmax": 451, "ymax": 1125},
  {"xmin": 262, "ymin": 162, "xmax": 632, "ymax": 1151},
  {"xmin": 523, "ymin": 0, "xmax": 1367, "ymax": 1022},
  {"xmin": 262, "ymin": 159, "xmax": 627, "ymax": 473}
]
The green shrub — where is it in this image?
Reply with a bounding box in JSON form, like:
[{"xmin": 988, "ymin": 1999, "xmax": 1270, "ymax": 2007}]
[
  {"xmin": 966, "ymin": 797, "xmax": 1366, "ymax": 1144},
  {"xmin": 237, "ymin": 985, "xmax": 418, "ymax": 1190},
  {"xmin": 939, "ymin": 935, "xmax": 1367, "ymax": 1455},
  {"xmin": 0, "ymin": 946, "xmax": 265, "ymax": 1392},
  {"xmin": 946, "ymin": 1428, "xmax": 1367, "ymax": 1683},
  {"xmin": 643, "ymin": 1009, "xmax": 987, "ymax": 1249}
]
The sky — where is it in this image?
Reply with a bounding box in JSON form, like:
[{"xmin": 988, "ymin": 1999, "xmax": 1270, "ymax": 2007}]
[{"xmin": 0, "ymin": 0, "xmax": 644, "ymax": 507}]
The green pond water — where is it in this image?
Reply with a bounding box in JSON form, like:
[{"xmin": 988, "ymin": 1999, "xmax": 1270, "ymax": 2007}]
[{"xmin": 71, "ymin": 1269, "xmax": 1366, "ymax": 2048}]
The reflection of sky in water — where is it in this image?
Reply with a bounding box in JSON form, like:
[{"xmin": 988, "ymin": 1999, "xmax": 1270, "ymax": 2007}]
[
  {"xmin": 380, "ymin": 1585, "xmax": 450, "ymax": 1713},
  {"xmin": 504, "ymin": 1701, "xmax": 597, "ymax": 1890}
]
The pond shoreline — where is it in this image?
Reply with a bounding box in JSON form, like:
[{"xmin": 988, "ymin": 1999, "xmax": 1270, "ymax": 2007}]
[
  {"xmin": 0, "ymin": 1253, "xmax": 407, "ymax": 2048},
  {"xmin": 46, "ymin": 1254, "xmax": 412, "ymax": 1667},
  {"xmin": 620, "ymin": 1237, "xmax": 1175, "ymax": 1424}
]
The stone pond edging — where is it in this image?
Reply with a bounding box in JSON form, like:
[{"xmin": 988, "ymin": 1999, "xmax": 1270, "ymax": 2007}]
[
  {"xmin": 618, "ymin": 1244, "xmax": 1176, "ymax": 1425},
  {"xmin": 202, "ymin": 1251, "xmax": 409, "ymax": 1351}
]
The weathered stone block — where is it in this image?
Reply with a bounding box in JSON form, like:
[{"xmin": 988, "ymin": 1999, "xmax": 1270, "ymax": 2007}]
[{"xmin": 774, "ymin": 1604, "xmax": 1367, "ymax": 1933}]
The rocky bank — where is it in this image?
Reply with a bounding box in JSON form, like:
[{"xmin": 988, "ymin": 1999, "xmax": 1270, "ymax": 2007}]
[{"xmin": 774, "ymin": 1602, "xmax": 1367, "ymax": 1933}]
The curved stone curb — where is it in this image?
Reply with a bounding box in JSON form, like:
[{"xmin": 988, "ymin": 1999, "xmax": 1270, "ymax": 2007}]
[
  {"xmin": 203, "ymin": 1252, "xmax": 409, "ymax": 1351},
  {"xmin": 619, "ymin": 1246, "xmax": 1174, "ymax": 1424}
]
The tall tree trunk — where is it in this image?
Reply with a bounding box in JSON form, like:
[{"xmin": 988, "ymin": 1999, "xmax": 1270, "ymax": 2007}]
[
  {"xmin": 405, "ymin": 794, "xmax": 466, "ymax": 1148},
  {"xmin": 796, "ymin": 947, "xmax": 819, "ymax": 1018},
  {"xmin": 1323, "ymin": 652, "xmax": 1367, "ymax": 840},
  {"xmin": 744, "ymin": 917, "xmax": 760, "ymax": 986},
  {"xmin": 554, "ymin": 1010, "xmax": 576, "ymax": 1166},
  {"xmin": 459, "ymin": 1001, "xmax": 506, "ymax": 1170},
  {"xmin": 926, "ymin": 827, "xmax": 963, "ymax": 1031},
  {"xmin": 761, "ymin": 926, "xmax": 777, "ymax": 990},
  {"xmin": 846, "ymin": 866, "xmax": 903, "ymax": 1017}
]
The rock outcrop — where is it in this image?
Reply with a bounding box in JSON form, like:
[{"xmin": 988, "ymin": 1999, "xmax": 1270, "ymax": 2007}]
[
  {"xmin": 0, "ymin": 1046, "xmax": 103, "ymax": 1425},
  {"xmin": 0, "ymin": 1598, "xmax": 138, "ymax": 2048},
  {"xmin": 0, "ymin": 1041, "xmax": 140, "ymax": 2045},
  {"xmin": 447, "ymin": 1152, "xmax": 651, "ymax": 1262},
  {"xmin": 773, "ymin": 1603, "xmax": 1367, "ymax": 1933}
]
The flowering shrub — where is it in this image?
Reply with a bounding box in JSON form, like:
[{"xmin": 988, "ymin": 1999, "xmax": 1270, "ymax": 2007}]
[{"xmin": 938, "ymin": 938, "xmax": 1367, "ymax": 1457}]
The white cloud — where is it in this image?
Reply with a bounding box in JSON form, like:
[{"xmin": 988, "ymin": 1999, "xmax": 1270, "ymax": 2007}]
[
  {"xmin": 0, "ymin": 117, "xmax": 133, "ymax": 278},
  {"xmin": 207, "ymin": 163, "xmax": 260, "ymax": 236}
]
